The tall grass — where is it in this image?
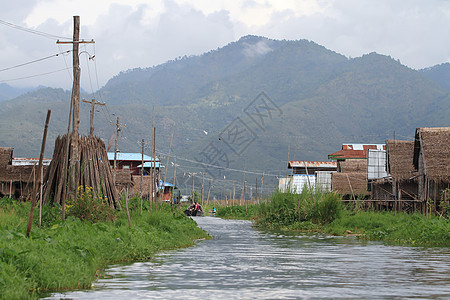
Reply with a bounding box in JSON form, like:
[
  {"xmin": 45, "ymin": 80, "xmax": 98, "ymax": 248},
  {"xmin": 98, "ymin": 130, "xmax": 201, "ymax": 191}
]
[
  {"xmin": 240, "ymin": 189, "xmax": 449, "ymax": 246},
  {"xmin": 215, "ymin": 204, "xmax": 256, "ymax": 220},
  {"xmin": 326, "ymin": 210, "xmax": 450, "ymax": 246},
  {"xmin": 0, "ymin": 197, "xmax": 208, "ymax": 299},
  {"xmin": 254, "ymin": 189, "xmax": 343, "ymax": 229}
]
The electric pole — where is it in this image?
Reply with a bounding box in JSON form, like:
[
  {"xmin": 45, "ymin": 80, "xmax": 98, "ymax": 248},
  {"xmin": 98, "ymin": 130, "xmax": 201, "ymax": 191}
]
[
  {"xmin": 56, "ymin": 16, "xmax": 94, "ymax": 196},
  {"xmin": 82, "ymin": 98, "xmax": 105, "ymax": 136}
]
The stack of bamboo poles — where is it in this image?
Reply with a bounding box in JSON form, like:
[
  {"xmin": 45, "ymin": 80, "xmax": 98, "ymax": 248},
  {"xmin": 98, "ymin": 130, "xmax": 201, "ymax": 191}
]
[{"xmin": 42, "ymin": 134, "xmax": 119, "ymax": 208}]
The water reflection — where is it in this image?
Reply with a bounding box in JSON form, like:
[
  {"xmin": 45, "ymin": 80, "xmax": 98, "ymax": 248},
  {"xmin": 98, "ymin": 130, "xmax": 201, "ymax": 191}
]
[{"xmin": 46, "ymin": 216, "xmax": 450, "ymax": 299}]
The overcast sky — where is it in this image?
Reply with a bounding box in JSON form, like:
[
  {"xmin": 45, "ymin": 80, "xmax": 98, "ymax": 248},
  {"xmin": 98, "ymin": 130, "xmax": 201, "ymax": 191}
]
[{"xmin": 0, "ymin": 0, "xmax": 449, "ymax": 91}]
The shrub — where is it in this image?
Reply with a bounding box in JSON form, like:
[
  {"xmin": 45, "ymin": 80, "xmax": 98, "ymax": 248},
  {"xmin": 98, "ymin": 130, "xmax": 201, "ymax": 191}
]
[{"xmin": 65, "ymin": 186, "xmax": 117, "ymax": 223}]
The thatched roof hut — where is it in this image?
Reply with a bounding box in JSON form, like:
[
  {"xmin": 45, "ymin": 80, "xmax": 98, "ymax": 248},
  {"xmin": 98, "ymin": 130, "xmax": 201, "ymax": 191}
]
[
  {"xmin": 0, "ymin": 147, "xmax": 13, "ymax": 167},
  {"xmin": 3, "ymin": 165, "xmax": 37, "ymax": 183},
  {"xmin": 414, "ymin": 127, "xmax": 450, "ymax": 183},
  {"xmin": 331, "ymin": 172, "xmax": 369, "ymax": 196},
  {"xmin": 338, "ymin": 159, "xmax": 367, "ymax": 173},
  {"xmin": 386, "ymin": 139, "xmax": 417, "ymax": 182},
  {"xmin": 114, "ymin": 170, "xmax": 134, "ymax": 193}
]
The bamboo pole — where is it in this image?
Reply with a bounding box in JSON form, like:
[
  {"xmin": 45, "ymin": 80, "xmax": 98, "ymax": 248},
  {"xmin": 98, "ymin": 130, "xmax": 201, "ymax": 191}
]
[
  {"xmin": 140, "ymin": 138, "xmax": 144, "ymax": 214},
  {"xmin": 27, "ymin": 110, "xmax": 51, "ymax": 237}
]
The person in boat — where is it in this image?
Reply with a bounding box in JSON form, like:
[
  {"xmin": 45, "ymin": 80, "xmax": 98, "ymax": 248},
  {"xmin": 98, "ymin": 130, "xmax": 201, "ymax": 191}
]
[{"xmin": 194, "ymin": 201, "xmax": 200, "ymax": 212}]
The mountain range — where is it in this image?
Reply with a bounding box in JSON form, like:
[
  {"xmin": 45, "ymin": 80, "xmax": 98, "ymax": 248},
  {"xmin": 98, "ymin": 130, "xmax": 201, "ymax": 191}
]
[{"xmin": 0, "ymin": 35, "xmax": 449, "ymax": 196}]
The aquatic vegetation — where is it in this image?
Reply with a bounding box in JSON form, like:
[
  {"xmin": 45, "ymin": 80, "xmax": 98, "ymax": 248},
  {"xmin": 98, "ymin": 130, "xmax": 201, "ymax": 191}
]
[
  {"xmin": 241, "ymin": 191, "xmax": 449, "ymax": 247},
  {"xmin": 0, "ymin": 197, "xmax": 208, "ymax": 299},
  {"xmin": 253, "ymin": 189, "xmax": 343, "ymax": 228},
  {"xmin": 326, "ymin": 210, "xmax": 450, "ymax": 246},
  {"xmin": 215, "ymin": 204, "xmax": 256, "ymax": 220}
]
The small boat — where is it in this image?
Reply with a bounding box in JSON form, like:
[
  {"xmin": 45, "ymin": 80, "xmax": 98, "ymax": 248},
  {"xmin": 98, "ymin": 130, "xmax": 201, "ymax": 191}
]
[
  {"xmin": 184, "ymin": 203, "xmax": 204, "ymax": 217},
  {"xmin": 184, "ymin": 209, "xmax": 204, "ymax": 217}
]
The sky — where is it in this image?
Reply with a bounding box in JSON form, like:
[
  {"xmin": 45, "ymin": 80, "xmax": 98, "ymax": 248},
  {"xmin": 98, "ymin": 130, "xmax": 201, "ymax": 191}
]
[{"xmin": 0, "ymin": 0, "xmax": 449, "ymax": 91}]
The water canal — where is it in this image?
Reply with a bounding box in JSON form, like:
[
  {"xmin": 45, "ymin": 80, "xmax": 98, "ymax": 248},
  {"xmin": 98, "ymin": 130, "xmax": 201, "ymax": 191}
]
[{"xmin": 47, "ymin": 216, "xmax": 450, "ymax": 299}]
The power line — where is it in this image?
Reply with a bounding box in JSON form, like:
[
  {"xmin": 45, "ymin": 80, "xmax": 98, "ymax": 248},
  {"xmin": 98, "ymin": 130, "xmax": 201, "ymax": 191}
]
[
  {"xmin": 0, "ymin": 19, "xmax": 71, "ymax": 40},
  {"xmin": 0, "ymin": 50, "xmax": 72, "ymax": 72},
  {"xmin": 0, "ymin": 67, "xmax": 72, "ymax": 82}
]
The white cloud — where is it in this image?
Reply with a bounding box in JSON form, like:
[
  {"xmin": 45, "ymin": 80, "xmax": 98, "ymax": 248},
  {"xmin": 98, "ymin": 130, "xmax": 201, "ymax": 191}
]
[{"xmin": 0, "ymin": 0, "xmax": 448, "ymax": 90}]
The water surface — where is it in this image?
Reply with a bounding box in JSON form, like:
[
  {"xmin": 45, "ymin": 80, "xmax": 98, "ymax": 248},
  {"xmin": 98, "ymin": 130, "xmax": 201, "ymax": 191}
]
[{"xmin": 47, "ymin": 216, "xmax": 450, "ymax": 299}]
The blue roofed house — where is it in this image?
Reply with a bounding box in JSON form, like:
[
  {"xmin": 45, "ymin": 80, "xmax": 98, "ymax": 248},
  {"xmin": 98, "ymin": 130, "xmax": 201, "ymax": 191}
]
[{"xmin": 107, "ymin": 152, "xmax": 162, "ymax": 176}]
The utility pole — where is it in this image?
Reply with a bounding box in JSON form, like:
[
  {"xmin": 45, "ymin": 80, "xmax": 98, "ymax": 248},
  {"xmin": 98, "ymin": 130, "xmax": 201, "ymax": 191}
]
[
  {"xmin": 113, "ymin": 117, "xmax": 120, "ymax": 184},
  {"xmin": 261, "ymin": 172, "xmax": 264, "ymax": 201},
  {"xmin": 241, "ymin": 163, "xmax": 246, "ymax": 206},
  {"xmin": 255, "ymin": 177, "xmax": 258, "ymax": 203},
  {"xmin": 163, "ymin": 127, "xmax": 175, "ymax": 201},
  {"xmin": 82, "ymin": 99, "xmax": 105, "ymax": 136},
  {"xmin": 207, "ymin": 179, "xmax": 211, "ymax": 206},
  {"xmin": 192, "ymin": 173, "xmax": 195, "ymax": 203},
  {"xmin": 111, "ymin": 117, "xmax": 125, "ymax": 184},
  {"xmin": 56, "ymin": 16, "xmax": 94, "ymax": 202},
  {"xmin": 140, "ymin": 139, "xmax": 144, "ymax": 214},
  {"xmin": 201, "ymin": 172, "xmax": 205, "ymax": 206}
]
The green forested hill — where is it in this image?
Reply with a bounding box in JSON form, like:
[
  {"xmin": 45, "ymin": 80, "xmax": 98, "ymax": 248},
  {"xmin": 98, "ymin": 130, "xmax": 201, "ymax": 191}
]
[{"xmin": 0, "ymin": 36, "xmax": 448, "ymax": 196}]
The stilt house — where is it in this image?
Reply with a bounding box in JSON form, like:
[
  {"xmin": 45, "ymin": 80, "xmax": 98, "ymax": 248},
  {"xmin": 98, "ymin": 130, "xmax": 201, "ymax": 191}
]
[{"xmin": 413, "ymin": 127, "xmax": 450, "ymax": 213}]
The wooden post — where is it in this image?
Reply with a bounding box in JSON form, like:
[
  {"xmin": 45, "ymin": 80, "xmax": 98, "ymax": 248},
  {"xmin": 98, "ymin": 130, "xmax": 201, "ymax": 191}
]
[
  {"xmin": 241, "ymin": 163, "xmax": 246, "ymax": 206},
  {"xmin": 255, "ymin": 177, "xmax": 258, "ymax": 203},
  {"xmin": 285, "ymin": 144, "xmax": 290, "ymax": 179},
  {"xmin": 27, "ymin": 110, "xmax": 51, "ymax": 237},
  {"xmin": 125, "ymin": 188, "xmax": 131, "ymax": 228},
  {"xmin": 39, "ymin": 162, "xmax": 43, "ymax": 227},
  {"xmin": 153, "ymin": 127, "xmax": 157, "ymax": 209},
  {"xmin": 151, "ymin": 105, "xmax": 155, "ymax": 211},
  {"xmin": 163, "ymin": 128, "xmax": 174, "ymax": 202},
  {"xmin": 261, "ymin": 172, "xmax": 264, "ymax": 201},
  {"xmin": 207, "ymin": 179, "xmax": 211, "ymax": 206},
  {"xmin": 192, "ymin": 173, "xmax": 195, "ymax": 203},
  {"xmin": 201, "ymin": 173, "xmax": 204, "ymax": 206},
  {"xmin": 346, "ymin": 174, "xmax": 356, "ymax": 202},
  {"xmin": 305, "ymin": 164, "xmax": 315, "ymax": 204},
  {"xmin": 113, "ymin": 117, "xmax": 120, "ymax": 185},
  {"xmin": 69, "ymin": 16, "xmax": 81, "ymax": 197},
  {"xmin": 82, "ymin": 99, "xmax": 105, "ymax": 136},
  {"xmin": 232, "ymin": 184, "xmax": 235, "ymax": 203},
  {"xmin": 9, "ymin": 180, "xmax": 12, "ymax": 198},
  {"xmin": 173, "ymin": 158, "xmax": 178, "ymax": 208},
  {"xmin": 140, "ymin": 138, "xmax": 144, "ymax": 214}
]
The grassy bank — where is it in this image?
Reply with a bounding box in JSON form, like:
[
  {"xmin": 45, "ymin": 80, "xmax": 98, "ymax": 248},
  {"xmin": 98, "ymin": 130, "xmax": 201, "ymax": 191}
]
[
  {"xmin": 0, "ymin": 197, "xmax": 208, "ymax": 299},
  {"xmin": 215, "ymin": 204, "xmax": 256, "ymax": 220},
  {"xmin": 217, "ymin": 190, "xmax": 449, "ymax": 247}
]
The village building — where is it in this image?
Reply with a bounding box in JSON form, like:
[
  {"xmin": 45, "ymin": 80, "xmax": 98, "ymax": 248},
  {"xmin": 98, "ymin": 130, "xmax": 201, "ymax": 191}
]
[
  {"xmin": 413, "ymin": 127, "xmax": 450, "ymax": 213},
  {"xmin": 371, "ymin": 139, "xmax": 418, "ymax": 211},
  {"xmin": 0, "ymin": 147, "xmax": 49, "ymax": 199},
  {"xmin": 106, "ymin": 152, "xmax": 164, "ymax": 196},
  {"xmin": 159, "ymin": 180, "xmax": 178, "ymax": 202},
  {"xmin": 328, "ymin": 144, "xmax": 385, "ymax": 198},
  {"xmin": 279, "ymin": 161, "xmax": 337, "ymax": 193},
  {"xmin": 107, "ymin": 152, "xmax": 161, "ymax": 175}
]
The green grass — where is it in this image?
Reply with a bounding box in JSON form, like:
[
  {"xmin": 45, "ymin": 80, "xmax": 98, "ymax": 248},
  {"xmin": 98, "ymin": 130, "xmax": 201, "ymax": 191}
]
[
  {"xmin": 215, "ymin": 204, "xmax": 256, "ymax": 220},
  {"xmin": 0, "ymin": 198, "xmax": 208, "ymax": 299},
  {"xmin": 222, "ymin": 190, "xmax": 450, "ymax": 247},
  {"xmin": 253, "ymin": 189, "xmax": 343, "ymax": 228},
  {"xmin": 326, "ymin": 210, "xmax": 450, "ymax": 246}
]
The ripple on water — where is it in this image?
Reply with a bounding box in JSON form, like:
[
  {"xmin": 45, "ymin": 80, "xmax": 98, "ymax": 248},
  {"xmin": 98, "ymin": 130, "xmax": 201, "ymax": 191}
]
[{"xmin": 46, "ymin": 217, "xmax": 450, "ymax": 299}]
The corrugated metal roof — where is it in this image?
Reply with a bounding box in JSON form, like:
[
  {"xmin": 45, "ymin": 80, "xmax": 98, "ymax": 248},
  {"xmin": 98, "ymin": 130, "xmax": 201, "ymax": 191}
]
[
  {"xmin": 137, "ymin": 162, "xmax": 163, "ymax": 168},
  {"xmin": 329, "ymin": 144, "xmax": 386, "ymax": 160},
  {"xmin": 12, "ymin": 158, "xmax": 52, "ymax": 166},
  {"xmin": 342, "ymin": 144, "xmax": 386, "ymax": 151},
  {"xmin": 288, "ymin": 161, "xmax": 337, "ymax": 168},
  {"xmin": 107, "ymin": 152, "xmax": 156, "ymax": 162},
  {"xmin": 159, "ymin": 180, "xmax": 176, "ymax": 188},
  {"xmin": 328, "ymin": 149, "xmax": 366, "ymax": 159}
]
